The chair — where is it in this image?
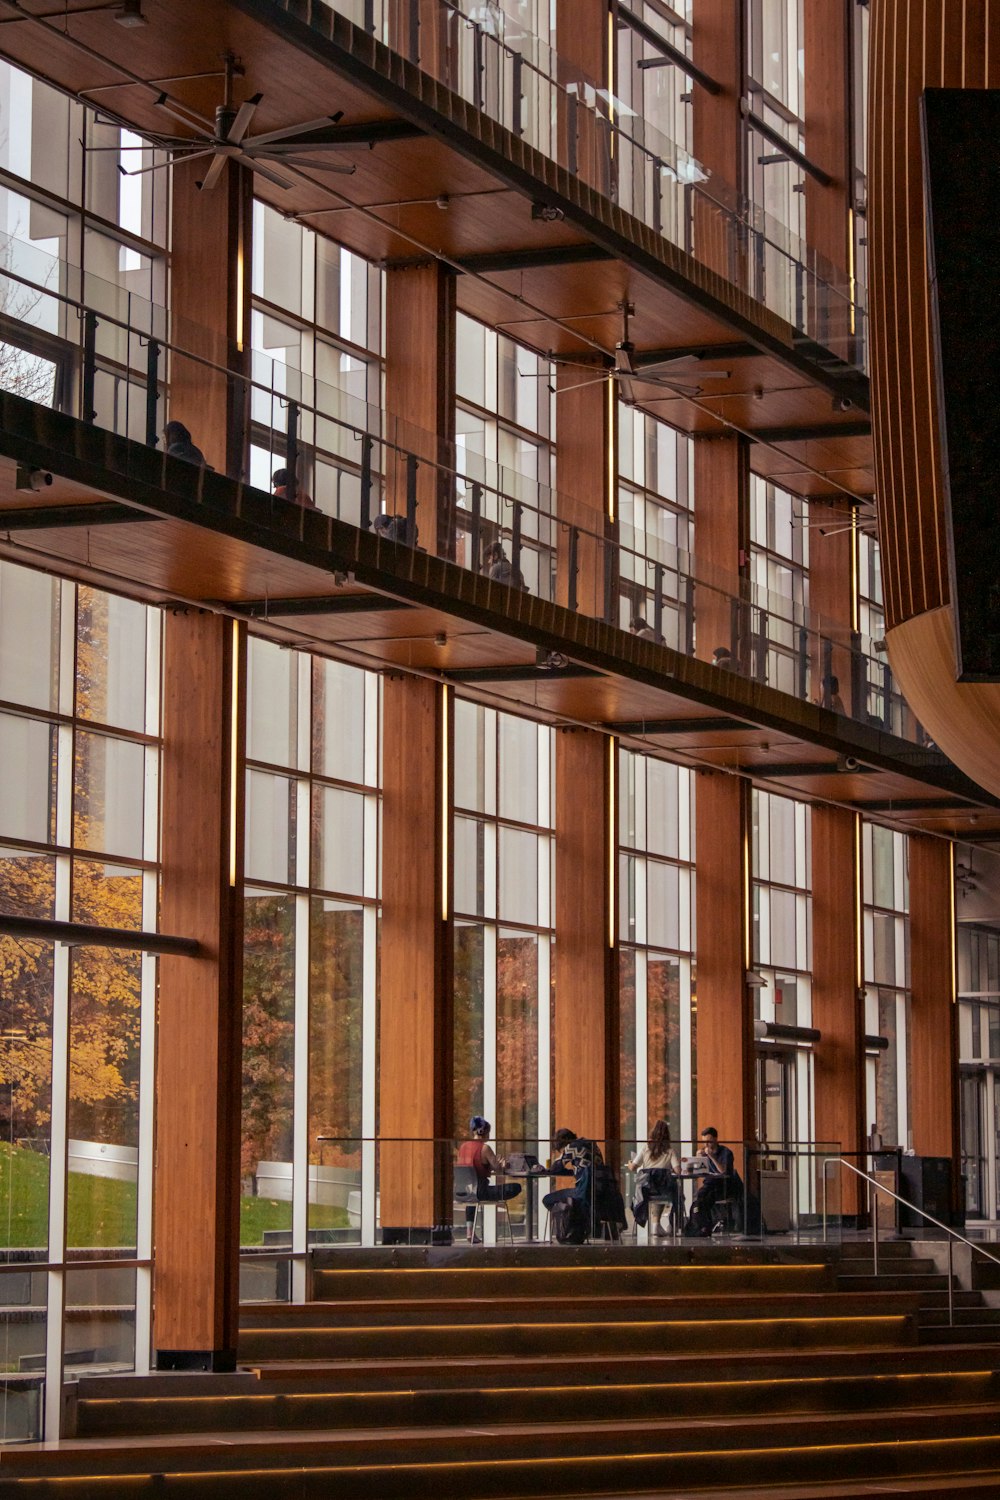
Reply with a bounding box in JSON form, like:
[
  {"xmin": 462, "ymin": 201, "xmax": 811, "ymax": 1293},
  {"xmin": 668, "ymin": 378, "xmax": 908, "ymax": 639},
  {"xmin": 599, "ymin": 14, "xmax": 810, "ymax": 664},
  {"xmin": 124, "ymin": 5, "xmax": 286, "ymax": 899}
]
[{"xmin": 453, "ymin": 1164, "xmax": 514, "ymax": 1244}]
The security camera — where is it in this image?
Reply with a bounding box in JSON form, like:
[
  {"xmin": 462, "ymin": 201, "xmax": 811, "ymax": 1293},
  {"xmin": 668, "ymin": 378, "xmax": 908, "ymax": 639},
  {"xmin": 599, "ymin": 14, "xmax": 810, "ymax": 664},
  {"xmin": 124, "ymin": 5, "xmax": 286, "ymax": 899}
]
[{"xmin": 15, "ymin": 467, "xmax": 53, "ymax": 492}]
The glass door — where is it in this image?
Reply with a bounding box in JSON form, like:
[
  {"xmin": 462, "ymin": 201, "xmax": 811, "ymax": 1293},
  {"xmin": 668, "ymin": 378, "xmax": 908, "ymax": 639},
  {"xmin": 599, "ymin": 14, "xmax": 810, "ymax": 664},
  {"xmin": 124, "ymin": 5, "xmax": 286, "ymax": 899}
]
[{"xmin": 960, "ymin": 1070, "xmax": 986, "ymax": 1218}]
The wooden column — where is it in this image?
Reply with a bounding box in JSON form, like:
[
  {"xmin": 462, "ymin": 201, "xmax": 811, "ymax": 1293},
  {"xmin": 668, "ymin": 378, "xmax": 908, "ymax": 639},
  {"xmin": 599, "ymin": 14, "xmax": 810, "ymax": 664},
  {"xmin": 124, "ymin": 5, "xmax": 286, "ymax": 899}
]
[
  {"xmin": 384, "ymin": 262, "xmax": 456, "ymax": 559},
  {"xmin": 169, "ymin": 158, "xmax": 251, "ymax": 478},
  {"xmin": 155, "ymin": 612, "xmax": 245, "ymax": 1369},
  {"xmin": 555, "ymin": 365, "xmax": 614, "ymax": 619},
  {"xmin": 694, "ymin": 771, "xmax": 754, "ymax": 1148},
  {"xmin": 379, "ymin": 676, "xmax": 451, "ymax": 1238},
  {"xmin": 693, "ymin": 435, "xmax": 748, "ymax": 665},
  {"xmin": 691, "ymin": 0, "xmax": 744, "ymax": 278},
  {"xmin": 803, "ymin": 0, "xmax": 853, "ymax": 351},
  {"xmin": 909, "ymin": 837, "xmax": 959, "ymax": 1180},
  {"xmin": 153, "ymin": 156, "xmax": 252, "ymax": 1370},
  {"xmin": 811, "ymin": 806, "xmax": 865, "ymax": 1219},
  {"xmin": 554, "ymin": 729, "xmax": 614, "ymax": 1144},
  {"xmin": 555, "ymin": 0, "xmax": 611, "ymax": 198}
]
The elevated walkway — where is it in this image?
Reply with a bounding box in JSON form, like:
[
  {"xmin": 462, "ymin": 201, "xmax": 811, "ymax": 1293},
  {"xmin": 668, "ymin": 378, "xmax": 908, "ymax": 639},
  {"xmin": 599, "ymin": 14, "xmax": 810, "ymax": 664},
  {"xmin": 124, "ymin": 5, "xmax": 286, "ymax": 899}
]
[{"xmin": 4, "ymin": 1241, "xmax": 1000, "ymax": 1497}]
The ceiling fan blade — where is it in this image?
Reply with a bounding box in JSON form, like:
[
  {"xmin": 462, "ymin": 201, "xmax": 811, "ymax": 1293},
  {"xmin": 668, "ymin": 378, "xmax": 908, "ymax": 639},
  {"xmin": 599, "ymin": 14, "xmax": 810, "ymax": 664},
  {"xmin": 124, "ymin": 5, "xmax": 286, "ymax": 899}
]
[
  {"xmin": 121, "ymin": 150, "xmax": 212, "ymax": 178},
  {"xmin": 258, "ymin": 155, "xmax": 357, "ymax": 175},
  {"xmin": 227, "ymin": 94, "xmax": 262, "ymax": 145},
  {"xmin": 154, "ymin": 92, "xmax": 214, "ymax": 135},
  {"xmin": 242, "ymin": 111, "xmax": 344, "ymax": 149},
  {"xmin": 245, "ymin": 158, "xmax": 297, "ymax": 191},
  {"xmin": 196, "ymin": 152, "xmax": 229, "ymax": 192}
]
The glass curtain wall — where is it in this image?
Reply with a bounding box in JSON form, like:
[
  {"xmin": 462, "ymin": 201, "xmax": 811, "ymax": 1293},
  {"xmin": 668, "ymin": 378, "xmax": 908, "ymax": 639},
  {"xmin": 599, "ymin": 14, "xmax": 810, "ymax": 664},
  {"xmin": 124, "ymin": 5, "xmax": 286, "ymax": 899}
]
[
  {"xmin": 0, "ymin": 559, "xmax": 161, "ymax": 1439},
  {"xmin": 851, "ymin": 0, "xmax": 869, "ymax": 348},
  {"xmin": 615, "ymin": 1, "xmax": 695, "ymax": 241},
  {"xmin": 250, "ymin": 200, "xmax": 384, "ymax": 520},
  {"xmin": 452, "ymin": 699, "xmax": 554, "ymax": 1235},
  {"xmin": 617, "ymin": 402, "xmax": 694, "ymax": 647},
  {"xmin": 957, "ymin": 925, "xmax": 1000, "ymax": 1220},
  {"xmin": 0, "ymin": 60, "xmax": 168, "ymax": 436},
  {"xmin": 749, "ymin": 475, "xmax": 809, "ymax": 694},
  {"xmin": 858, "ymin": 532, "xmax": 909, "ymax": 736},
  {"xmin": 746, "ymin": 0, "xmax": 806, "ymax": 325},
  {"xmin": 454, "ymin": 312, "xmax": 555, "ymax": 593},
  {"xmin": 751, "ymin": 788, "xmax": 813, "ymax": 1172},
  {"xmin": 862, "ymin": 823, "xmax": 910, "ymax": 1151},
  {"xmin": 618, "ymin": 748, "xmax": 695, "ymax": 1173},
  {"xmin": 242, "ymin": 638, "xmax": 380, "ymax": 1273}
]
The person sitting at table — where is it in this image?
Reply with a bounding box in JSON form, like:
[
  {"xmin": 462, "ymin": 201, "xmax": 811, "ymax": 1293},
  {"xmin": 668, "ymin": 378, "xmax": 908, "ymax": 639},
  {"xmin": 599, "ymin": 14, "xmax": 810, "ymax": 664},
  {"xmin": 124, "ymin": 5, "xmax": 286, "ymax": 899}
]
[
  {"xmin": 542, "ymin": 1128, "xmax": 598, "ymax": 1241},
  {"xmin": 688, "ymin": 1125, "xmax": 741, "ymax": 1236},
  {"xmin": 628, "ymin": 1118, "xmax": 681, "ymax": 1235},
  {"xmin": 456, "ymin": 1116, "xmax": 521, "ymax": 1243}
]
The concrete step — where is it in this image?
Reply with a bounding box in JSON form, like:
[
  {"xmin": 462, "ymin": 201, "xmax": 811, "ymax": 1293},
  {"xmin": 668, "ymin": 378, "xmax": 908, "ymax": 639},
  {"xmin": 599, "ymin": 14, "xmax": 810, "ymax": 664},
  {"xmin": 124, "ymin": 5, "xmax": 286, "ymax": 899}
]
[
  {"xmin": 240, "ymin": 1289, "xmax": 923, "ymax": 1328},
  {"xmin": 310, "ymin": 1262, "xmax": 836, "ymax": 1300},
  {"xmin": 236, "ymin": 1311, "xmax": 915, "ymax": 1362},
  {"xmin": 9, "ymin": 1408, "xmax": 1000, "ymax": 1497},
  {"xmin": 75, "ymin": 1365, "xmax": 1000, "ymax": 1438}
]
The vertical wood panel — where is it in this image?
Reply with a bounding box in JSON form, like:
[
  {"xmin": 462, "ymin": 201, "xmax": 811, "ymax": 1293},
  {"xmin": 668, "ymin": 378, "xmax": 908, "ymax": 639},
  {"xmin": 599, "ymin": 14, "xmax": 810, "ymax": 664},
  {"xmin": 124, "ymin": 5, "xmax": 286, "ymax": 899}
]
[
  {"xmin": 693, "ymin": 435, "xmax": 747, "ymax": 664},
  {"xmin": 169, "ymin": 160, "xmax": 251, "ymax": 478},
  {"xmin": 693, "ymin": 771, "xmax": 753, "ymax": 1145},
  {"xmin": 691, "ymin": 0, "xmax": 744, "ymax": 279},
  {"xmin": 554, "ymin": 728, "xmax": 612, "ymax": 1142},
  {"xmin": 379, "ymin": 675, "xmax": 449, "ymax": 1231},
  {"xmin": 803, "ymin": 0, "xmax": 852, "ymax": 275},
  {"xmin": 384, "ymin": 263, "xmax": 456, "ymax": 559},
  {"xmin": 908, "ymin": 835, "xmax": 958, "ymax": 1172},
  {"xmin": 812, "ymin": 806, "xmax": 865, "ymax": 1216},
  {"xmin": 155, "ymin": 612, "xmax": 244, "ymax": 1367}
]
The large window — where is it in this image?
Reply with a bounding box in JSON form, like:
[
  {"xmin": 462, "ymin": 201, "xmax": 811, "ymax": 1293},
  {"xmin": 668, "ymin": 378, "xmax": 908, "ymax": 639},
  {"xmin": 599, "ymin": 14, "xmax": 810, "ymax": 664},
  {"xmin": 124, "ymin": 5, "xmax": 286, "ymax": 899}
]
[
  {"xmin": 746, "ymin": 0, "xmax": 806, "ymax": 325},
  {"xmin": 0, "ymin": 61, "xmax": 168, "ymax": 437},
  {"xmin": 250, "ymin": 201, "xmax": 384, "ymax": 520},
  {"xmin": 863, "ymin": 823, "xmax": 910, "ymax": 1151},
  {"xmin": 618, "ymin": 747, "xmax": 695, "ymax": 1163},
  {"xmin": 242, "ymin": 639, "xmax": 381, "ymax": 1260},
  {"xmin": 452, "ymin": 701, "xmax": 554, "ymax": 1180},
  {"xmin": 617, "ymin": 403, "xmax": 694, "ymax": 647},
  {"xmin": 0, "ymin": 560, "xmax": 161, "ymax": 1437},
  {"xmin": 454, "ymin": 313, "xmax": 555, "ymax": 594},
  {"xmin": 749, "ymin": 475, "xmax": 809, "ymax": 695}
]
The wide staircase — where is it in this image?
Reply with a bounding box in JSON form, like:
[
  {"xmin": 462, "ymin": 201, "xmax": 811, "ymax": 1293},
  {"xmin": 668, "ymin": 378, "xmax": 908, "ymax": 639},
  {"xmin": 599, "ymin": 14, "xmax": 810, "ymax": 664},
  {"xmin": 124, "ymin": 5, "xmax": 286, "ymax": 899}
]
[{"xmin": 4, "ymin": 1242, "xmax": 1000, "ymax": 1497}]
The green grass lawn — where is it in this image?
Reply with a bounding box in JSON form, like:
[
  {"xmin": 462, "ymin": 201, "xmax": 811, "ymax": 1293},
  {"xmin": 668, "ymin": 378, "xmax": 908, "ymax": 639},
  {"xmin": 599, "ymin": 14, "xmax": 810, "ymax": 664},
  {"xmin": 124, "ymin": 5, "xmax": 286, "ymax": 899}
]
[{"xmin": 0, "ymin": 1143, "xmax": 348, "ymax": 1249}]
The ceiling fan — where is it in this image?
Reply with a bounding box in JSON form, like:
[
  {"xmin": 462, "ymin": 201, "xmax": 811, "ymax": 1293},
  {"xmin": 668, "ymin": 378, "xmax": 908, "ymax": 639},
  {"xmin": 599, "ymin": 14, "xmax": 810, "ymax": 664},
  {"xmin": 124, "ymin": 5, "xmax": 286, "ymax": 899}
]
[
  {"xmin": 527, "ymin": 304, "xmax": 731, "ymax": 401},
  {"xmin": 120, "ymin": 52, "xmax": 358, "ymax": 192}
]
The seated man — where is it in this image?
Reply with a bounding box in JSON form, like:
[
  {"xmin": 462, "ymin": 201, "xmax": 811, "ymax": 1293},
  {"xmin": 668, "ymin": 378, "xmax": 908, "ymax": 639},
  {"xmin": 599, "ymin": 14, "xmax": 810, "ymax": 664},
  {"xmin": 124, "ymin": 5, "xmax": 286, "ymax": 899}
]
[{"xmin": 688, "ymin": 1126, "xmax": 741, "ymax": 1236}]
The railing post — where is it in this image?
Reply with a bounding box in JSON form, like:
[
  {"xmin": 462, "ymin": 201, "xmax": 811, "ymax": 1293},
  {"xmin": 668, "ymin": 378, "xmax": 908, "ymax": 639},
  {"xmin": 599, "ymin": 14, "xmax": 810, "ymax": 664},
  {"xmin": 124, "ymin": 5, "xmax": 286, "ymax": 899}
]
[
  {"xmin": 881, "ymin": 660, "xmax": 892, "ymax": 731},
  {"xmin": 651, "ymin": 157, "xmax": 663, "ymax": 236},
  {"xmin": 683, "ymin": 574, "xmax": 695, "ymax": 656},
  {"xmin": 472, "ymin": 22, "xmax": 484, "ymax": 112},
  {"xmin": 567, "ymin": 525, "xmax": 580, "ymax": 613},
  {"xmin": 849, "ymin": 628, "xmax": 866, "ymax": 721},
  {"xmin": 359, "ymin": 433, "xmax": 373, "ymax": 531},
  {"xmin": 363, "ymin": 0, "xmax": 375, "ymax": 35},
  {"xmin": 872, "ymin": 1181, "xmax": 879, "ymax": 1278},
  {"xmin": 285, "ymin": 400, "xmax": 299, "ymax": 502},
  {"xmin": 405, "ymin": 452, "xmax": 418, "ymax": 542},
  {"xmin": 603, "ymin": 526, "xmax": 617, "ymax": 623},
  {"xmin": 683, "ymin": 181, "xmax": 693, "ymax": 258},
  {"xmin": 145, "ymin": 337, "xmax": 160, "ymax": 447},
  {"xmin": 81, "ymin": 308, "xmax": 98, "ymax": 424},
  {"xmin": 948, "ymin": 1239, "xmax": 954, "ymax": 1327},
  {"xmin": 653, "ymin": 563, "xmax": 665, "ymax": 643},
  {"xmin": 511, "ymin": 500, "xmax": 523, "ymax": 582},
  {"xmin": 797, "ymin": 626, "xmax": 809, "ymax": 701},
  {"xmin": 408, "ymin": 0, "xmax": 420, "ymax": 63},
  {"xmin": 511, "ymin": 51, "xmax": 524, "ymax": 138},
  {"xmin": 566, "ymin": 89, "xmax": 578, "ymax": 178},
  {"xmin": 470, "ymin": 481, "xmax": 482, "ymax": 568},
  {"xmin": 795, "ymin": 260, "xmax": 805, "ymax": 332}
]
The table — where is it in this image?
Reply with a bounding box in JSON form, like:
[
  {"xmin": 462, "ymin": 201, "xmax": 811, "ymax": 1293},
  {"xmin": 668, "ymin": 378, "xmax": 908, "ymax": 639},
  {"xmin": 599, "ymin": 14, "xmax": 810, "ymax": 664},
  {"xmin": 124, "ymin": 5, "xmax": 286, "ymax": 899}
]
[{"xmin": 500, "ymin": 1169, "xmax": 561, "ymax": 1241}]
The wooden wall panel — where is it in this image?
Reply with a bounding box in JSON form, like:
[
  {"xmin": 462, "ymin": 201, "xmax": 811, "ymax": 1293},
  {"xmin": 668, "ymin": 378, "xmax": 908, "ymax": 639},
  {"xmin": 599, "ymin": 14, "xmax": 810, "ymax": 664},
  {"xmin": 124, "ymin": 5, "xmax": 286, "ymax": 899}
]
[
  {"xmin": 809, "ymin": 510, "xmax": 856, "ymax": 713},
  {"xmin": 691, "ymin": 1, "xmax": 744, "ymax": 278},
  {"xmin": 379, "ymin": 675, "xmax": 449, "ymax": 1232},
  {"xmin": 169, "ymin": 159, "xmax": 251, "ymax": 479},
  {"xmin": 811, "ymin": 806, "xmax": 865, "ymax": 1216},
  {"xmin": 385, "ymin": 262, "xmax": 456, "ymax": 559},
  {"xmin": 803, "ymin": 1, "xmax": 852, "ymax": 277},
  {"xmin": 693, "ymin": 770, "xmax": 753, "ymax": 1145},
  {"xmin": 908, "ymin": 835, "xmax": 958, "ymax": 1174},
  {"xmin": 554, "ymin": 728, "xmax": 613, "ymax": 1142},
  {"xmin": 155, "ymin": 612, "xmax": 244, "ymax": 1368},
  {"xmin": 555, "ymin": 364, "xmax": 612, "ymax": 618},
  {"xmin": 868, "ymin": 0, "xmax": 1000, "ymax": 631}
]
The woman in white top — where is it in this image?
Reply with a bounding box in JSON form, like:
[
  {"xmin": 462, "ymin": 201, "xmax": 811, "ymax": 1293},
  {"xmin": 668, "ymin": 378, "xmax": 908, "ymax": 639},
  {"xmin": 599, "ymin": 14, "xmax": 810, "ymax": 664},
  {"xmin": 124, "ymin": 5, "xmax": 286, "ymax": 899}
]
[{"xmin": 628, "ymin": 1119, "xmax": 681, "ymax": 1234}]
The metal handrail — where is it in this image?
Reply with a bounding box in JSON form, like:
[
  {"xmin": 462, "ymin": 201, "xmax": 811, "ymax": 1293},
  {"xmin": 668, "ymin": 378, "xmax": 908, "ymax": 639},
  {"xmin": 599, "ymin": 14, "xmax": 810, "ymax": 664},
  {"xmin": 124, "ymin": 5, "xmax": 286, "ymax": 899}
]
[{"xmin": 831, "ymin": 1157, "xmax": 1000, "ymax": 1327}]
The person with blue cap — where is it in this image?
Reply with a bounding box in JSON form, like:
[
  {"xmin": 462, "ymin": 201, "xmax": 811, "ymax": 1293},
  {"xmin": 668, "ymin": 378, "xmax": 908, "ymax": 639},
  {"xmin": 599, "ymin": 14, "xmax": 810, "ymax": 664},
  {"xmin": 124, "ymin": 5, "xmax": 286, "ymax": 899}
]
[{"xmin": 456, "ymin": 1116, "xmax": 522, "ymax": 1242}]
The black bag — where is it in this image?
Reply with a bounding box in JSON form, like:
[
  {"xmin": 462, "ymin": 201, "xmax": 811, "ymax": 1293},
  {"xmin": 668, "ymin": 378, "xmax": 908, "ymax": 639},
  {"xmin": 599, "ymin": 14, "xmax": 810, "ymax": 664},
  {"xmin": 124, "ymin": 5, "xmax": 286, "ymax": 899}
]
[{"xmin": 550, "ymin": 1198, "xmax": 587, "ymax": 1244}]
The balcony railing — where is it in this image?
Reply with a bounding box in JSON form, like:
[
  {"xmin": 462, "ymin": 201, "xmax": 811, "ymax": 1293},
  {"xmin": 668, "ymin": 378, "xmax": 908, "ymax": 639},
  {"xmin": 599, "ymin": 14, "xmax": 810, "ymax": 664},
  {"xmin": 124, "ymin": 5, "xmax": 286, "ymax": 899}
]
[
  {"xmin": 272, "ymin": 0, "xmax": 866, "ymax": 373},
  {"xmin": 0, "ymin": 236, "xmax": 908, "ymax": 739}
]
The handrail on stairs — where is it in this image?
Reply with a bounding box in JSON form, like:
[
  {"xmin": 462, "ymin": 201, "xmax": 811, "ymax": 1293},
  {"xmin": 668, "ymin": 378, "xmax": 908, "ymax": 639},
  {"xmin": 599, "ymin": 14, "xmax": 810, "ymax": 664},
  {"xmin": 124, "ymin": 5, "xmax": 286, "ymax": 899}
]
[{"xmin": 823, "ymin": 1157, "xmax": 1000, "ymax": 1328}]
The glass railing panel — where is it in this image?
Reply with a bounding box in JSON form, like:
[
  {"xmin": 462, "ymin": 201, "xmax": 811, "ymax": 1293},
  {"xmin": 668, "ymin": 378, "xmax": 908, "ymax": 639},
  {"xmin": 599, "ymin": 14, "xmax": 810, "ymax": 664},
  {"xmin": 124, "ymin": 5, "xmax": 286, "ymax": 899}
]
[
  {"xmin": 0, "ymin": 1260, "xmax": 45, "ymax": 1439},
  {"xmin": 63, "ymin": 1262, "xmax": 136, "ymax": 1376}
]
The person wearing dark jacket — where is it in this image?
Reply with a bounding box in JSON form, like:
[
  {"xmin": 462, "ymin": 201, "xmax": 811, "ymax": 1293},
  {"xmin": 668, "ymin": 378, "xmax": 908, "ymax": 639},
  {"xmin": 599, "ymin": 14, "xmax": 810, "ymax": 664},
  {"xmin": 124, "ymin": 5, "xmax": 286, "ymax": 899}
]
[
  {"xmin": 163, "ymin": 421, "xmax": 207, "ymax": 466},
  {"xmin": 483, "ymin": 539, "xmax": 527, "ymax": 589}
]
